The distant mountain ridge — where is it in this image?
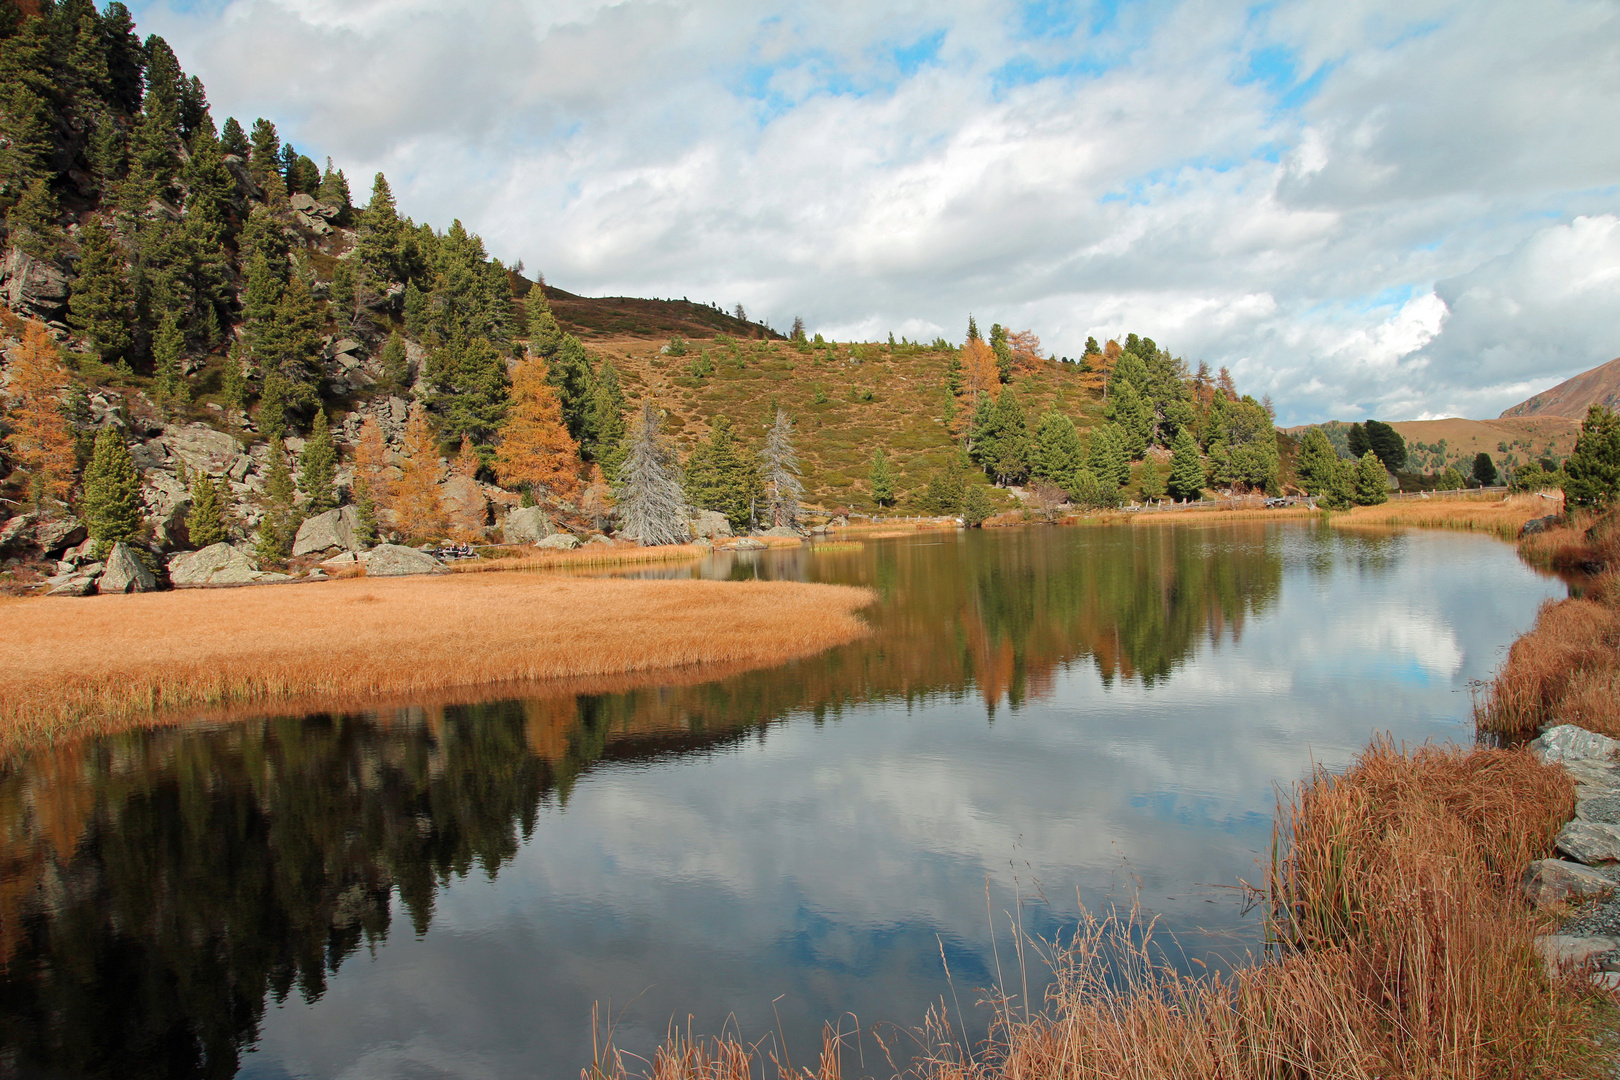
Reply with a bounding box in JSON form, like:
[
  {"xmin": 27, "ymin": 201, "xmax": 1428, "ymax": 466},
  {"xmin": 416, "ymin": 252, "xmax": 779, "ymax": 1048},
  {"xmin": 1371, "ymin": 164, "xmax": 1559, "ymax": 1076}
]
[{"xmin": 1500, "ymin": 356, "xmax": 1620, "ymax": 419}]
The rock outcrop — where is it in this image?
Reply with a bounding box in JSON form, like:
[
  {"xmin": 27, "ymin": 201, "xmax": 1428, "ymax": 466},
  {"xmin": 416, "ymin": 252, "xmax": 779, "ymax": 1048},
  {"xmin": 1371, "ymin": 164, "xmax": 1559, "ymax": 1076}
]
[
  {"xmin": 98, "ymin": 542, "xmax": 156, "ymax": 593},
  {"xmin": 535, "ymin": 533, "xmax": 579, "ymax": 551},
  {"xmin": 1, "ymin": 247, "xmax": 69, "ymax": 320},
  {"xmin": 693, "ymin": 510, "xmax": 732, "ymax": 540},
  {"xmin": 292, "ymin": 506, "xmax": 364, "ymax": 557},
  {"xmin": 168, "ymin": 543, "xmax": 273, "ymax": 586},
  {"xmin": 503, "ymin": 505, "xmax": 553, "ymax": 544},
  {"xmin": 359, "ymin": 544, "xmax": 444, "ymax": 577}
]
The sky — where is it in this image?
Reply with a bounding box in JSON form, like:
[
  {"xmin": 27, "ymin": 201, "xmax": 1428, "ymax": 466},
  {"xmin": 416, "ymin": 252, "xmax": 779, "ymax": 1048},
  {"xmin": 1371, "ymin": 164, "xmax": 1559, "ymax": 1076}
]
[{"xmin": 126, "ymin": 0, "xmax": 1620, "ymax": 425}]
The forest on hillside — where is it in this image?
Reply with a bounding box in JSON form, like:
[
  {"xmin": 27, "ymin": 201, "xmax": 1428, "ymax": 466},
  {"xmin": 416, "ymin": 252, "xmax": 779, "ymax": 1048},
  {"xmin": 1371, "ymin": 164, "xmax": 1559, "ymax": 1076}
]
[{"xmin": 0, "ymin": 0, "xmax": 1300, "ymax": 590}]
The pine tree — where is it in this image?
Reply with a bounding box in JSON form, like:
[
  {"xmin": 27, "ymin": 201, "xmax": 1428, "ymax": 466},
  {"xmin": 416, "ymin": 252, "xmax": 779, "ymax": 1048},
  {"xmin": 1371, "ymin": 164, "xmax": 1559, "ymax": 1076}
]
[
  {"xmin": 1088, "ymin": 424, "xmax": 1130, "ymax": 490},
  {"xmin": 184, "ymin": 472, "xmax": 227, "ymax": 548},
  {"xmin": 255, "ymin": 440, "xmax": 299, "ymax": 563},
  {"xmin": 869, "ymin": 447, "xmax": 895, "ymax": 507},
  {"xmin": 395, "ymin": 402, "xmax": 447, "ymax": 540},
  {"xmin": 1166, "ymin": 428, "xmax": 1204, "ymax": 501},
  {"xmin": 380, "ymin": 330, "xmax": 411, "ymax": 389},
  {"xmin": 615, "ymin": 403, "xmax": 691, "ymax": 546},
  {"xmin": 150, "ymin": 309, "xmax": 189, "ymax": 414},
  {"xmin": 1563, "ymin": 405, "xmax": 1620, "ymax": 509},
  {"xmin": 1295, "ymin": 428, "xmax": 1342, "ymax": 496},
  {"xmin": 89, "ymin": 114, "xmax": 127, "ymax": 191},
  {"xmin": 1472, "ymin": 451, "xmax": 1498, "ymax": 487},
  {"xmin": 1105, "ymin": 379, "xmax": 1152, "ymax": 458},
  {"xmin": 83, "ymin": 428, "xmax": 142, "ymax": 556},
  {"xmin": 685, "ymin": 416, "xmax": 761, "ymax": 531},
  {"xmin": 962, "ymin": 483, "xmax": 993, "ymax": 527},
  {"xmin": 584, "ymin": 360, "xmax": 626, "ymax": 465},
  {"xmin": 5, "ymin": 322, "xmax": 79, "ymax": 506},
  {"xmin": 220, "ymin": 116, "xmax": 249, "ymax": 158},
  {"xmin": 1140, "ymin": 459, "xmax": 1166, "ymax": 501},
  {"xmin": 248, "ymin": 117, "xmax": 280, "ymax": 188},
  {"xmin": 298, "ymin": 410, "xmax": 337, "ymax": 513},
  {"xmin": 0, "ymin": 16, "xmax": 55, "ymax": 200},
  {"xmin": 493, "ymin": 355, "xmax": 582, "ymax": 504},
  {"xmin": 545, "ymin": 334, "xmax": 593, "ymax": 441},
  {"xmin": 221, "ymin": 339, "xmax": 247, "ymax": 420},
  {"xmin": 1030, "ymin": 409, "xmax": 1083, "ymax": 486},
  {"xmin": 426, "ymin": 330, "xmax": 509, "ymax": 451},
  {"xmin": 356, "ymin": 172, "xmax": 405, "ymax": 283},
  {"xmin": 8, "ymin": 177, "xmax": 60, "ymax": 259},
  {"xmin": 760, "ymin": 408, "xmax": 803, "ymax": 529},
  {"xmin": 1352, "ymin": 449, "xmax": 1390, "ymax": 506}
]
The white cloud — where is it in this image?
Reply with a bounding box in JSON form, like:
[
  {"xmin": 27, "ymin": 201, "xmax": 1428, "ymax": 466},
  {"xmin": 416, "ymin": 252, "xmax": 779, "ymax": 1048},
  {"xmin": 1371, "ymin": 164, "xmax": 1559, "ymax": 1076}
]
[{"xmin": 129, "ymin": 0, "xmax": 1620, "ymax": 423}]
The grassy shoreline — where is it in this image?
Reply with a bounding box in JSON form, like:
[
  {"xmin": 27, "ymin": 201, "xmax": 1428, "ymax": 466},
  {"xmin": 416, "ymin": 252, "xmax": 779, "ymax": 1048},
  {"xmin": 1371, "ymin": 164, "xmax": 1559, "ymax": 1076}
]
[{"xmin": 0, "ymin": 573, "xmax": 874, "ymax": 759}]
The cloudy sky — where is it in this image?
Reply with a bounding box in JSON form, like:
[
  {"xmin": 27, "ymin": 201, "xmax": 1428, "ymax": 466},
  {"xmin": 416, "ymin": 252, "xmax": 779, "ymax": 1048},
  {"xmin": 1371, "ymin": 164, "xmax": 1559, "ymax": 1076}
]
[{"xmin": 129, "ymin": 0, "xmax": 1619, "ymax": 425}]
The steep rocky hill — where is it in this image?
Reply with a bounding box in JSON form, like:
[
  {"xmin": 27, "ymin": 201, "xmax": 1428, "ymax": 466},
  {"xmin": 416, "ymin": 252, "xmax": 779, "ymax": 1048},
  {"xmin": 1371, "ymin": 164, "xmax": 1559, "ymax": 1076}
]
[{"xmin": 1499, "ymin": 356, "xmax": 1620, "ymax": 420}]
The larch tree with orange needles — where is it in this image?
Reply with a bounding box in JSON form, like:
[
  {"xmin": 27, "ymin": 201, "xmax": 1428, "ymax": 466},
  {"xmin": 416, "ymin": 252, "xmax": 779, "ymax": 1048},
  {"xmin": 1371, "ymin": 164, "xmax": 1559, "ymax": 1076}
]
[
  {"xmin": 494, "ymin": 355, "xmax": 582, "ymax": 505},
  {"xmin": 5, "ymin": 321, "xmax": 78, "ymax": 507},
  {"xmin": 394, "ymin": 401, "xmax": 447, "ymax": 540},
  {"xmin": 961, "ymin": 338, "xmax": 1000, "ymax": 403},
  {"xmin": 1007, "ymin": 329, "xmax": 1044, "ymax": 375},
  {"xmin": 352, "ymin": 416, "xmax": 391, "ymax": 546}
]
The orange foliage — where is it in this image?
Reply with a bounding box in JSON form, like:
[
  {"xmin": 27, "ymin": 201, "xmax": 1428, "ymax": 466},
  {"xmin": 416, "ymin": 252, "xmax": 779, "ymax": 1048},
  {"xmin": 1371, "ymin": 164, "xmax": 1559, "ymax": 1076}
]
[
  {"xmin": 453, "ymin": 433, "xmax": 478, "ymax": 479},
  {"xmin": 394, "ymin": 402, "xmax": 446, "ymax": 541},
  {"xmin": 354, "ymin": 416, "xmax": 392, "ymax": 514},
  {"xmin": 961, "ymin": 338, "xmax": 1000, "ymax": 401},
  {"xmin": 494, "ymin": 355, "xmax": 582, "ymax": 504},
  {"xmin": 4, "ymin": 321, "xmax": 76, "ymax": 504},
  {"xmin": 1007, "ymin": 328, "xmax": 1045, "ymax": 374}
]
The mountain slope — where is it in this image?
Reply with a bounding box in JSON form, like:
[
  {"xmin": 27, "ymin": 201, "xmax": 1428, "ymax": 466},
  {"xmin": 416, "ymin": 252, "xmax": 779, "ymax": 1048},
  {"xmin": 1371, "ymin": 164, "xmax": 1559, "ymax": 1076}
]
[{"xmin": 1499, "ymin": 356, "xmax": 1620, "ymax": 419}]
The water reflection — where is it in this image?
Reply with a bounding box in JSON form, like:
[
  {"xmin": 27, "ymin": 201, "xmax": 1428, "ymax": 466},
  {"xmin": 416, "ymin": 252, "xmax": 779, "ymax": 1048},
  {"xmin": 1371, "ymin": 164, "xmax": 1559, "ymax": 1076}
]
[{"xmin": 0, "ymin": 524, "xmax": 1565, "ymax": 1079}]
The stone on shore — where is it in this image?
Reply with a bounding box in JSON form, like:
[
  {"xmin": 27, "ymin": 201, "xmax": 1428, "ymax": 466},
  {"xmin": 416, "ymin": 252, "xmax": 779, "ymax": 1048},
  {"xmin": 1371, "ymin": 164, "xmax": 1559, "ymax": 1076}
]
[
  {"xmin": 1536, "ymin": 934, "xmax": 1619, "ymax": 969},
  {"xmin": 1557, "ymin": 820, "xmax": 1620, "ymax": 865},
  {"xmin": 168, "ymin": 543, "xmax": 268, "ymax": 586},
  {"xmin": 98, "ymin": 542, "xmax": 156, "ymax": 594},
  {"xmin": 693, "ymin": 510, "xmax": 732, "ymax": 540},
  {"xmin": 1521, "ymin": 859, "xmax": 1618, "ymax": 906},
  {"xmin": 1531, "ymin": 725, "xmax": 1620, "ymax": 765},
  {"xmin": 760, "ymin": 525, "xmax": 802, "ymax": 538},
  {"xmin": 292, "ymin": 506, "xmax": 363, "ymax": 557},
  {"xmin": 503, "ymin": 505, "xmax": 553, "ymax": 544},
  {"xmin": 733, "ymin": 537, "xmax": 767, "ymax": 551},
  {"xmin": 1577, "ymin": 796, "xmax": 1620, "ymax": 825},
  {"xmin": 535, "ymin": 532, "xmax": 579, "ymax": 551},
  {"xmin": 360, "ymin": 543, "xmax": 444, "ymax": 576}
]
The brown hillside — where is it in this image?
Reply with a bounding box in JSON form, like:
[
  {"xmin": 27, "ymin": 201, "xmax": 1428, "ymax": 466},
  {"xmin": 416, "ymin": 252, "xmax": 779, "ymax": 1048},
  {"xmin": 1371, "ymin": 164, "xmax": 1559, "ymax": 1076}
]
[
  {"xmin": 1285, "ymin": 416, "xmax": 1581, "ymax": 474},
  {"xmin": 1499, "ymin": 356, "xmax": 1620, "ymax": 419},
  {"xmin": 511, "ymin": 275, "xmax": 783, "ymax": 342},
  {"xmin": 580, "ymin": 336, "xmax": 1105, "ymax": 512}
]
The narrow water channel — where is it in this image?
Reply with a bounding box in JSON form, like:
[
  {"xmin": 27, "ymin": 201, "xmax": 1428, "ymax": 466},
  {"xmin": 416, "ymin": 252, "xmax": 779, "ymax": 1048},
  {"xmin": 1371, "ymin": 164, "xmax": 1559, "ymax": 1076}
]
[{"xmin": 0, "ymin": 522, "xmax": 1566, "ymax": 1079}]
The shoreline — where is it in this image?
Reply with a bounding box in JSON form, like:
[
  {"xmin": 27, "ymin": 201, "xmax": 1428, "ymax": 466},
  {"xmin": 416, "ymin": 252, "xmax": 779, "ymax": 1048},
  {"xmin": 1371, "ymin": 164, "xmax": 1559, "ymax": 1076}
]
[{"xmin": 0, "ymin": 573, "xmax": 874, "ymax": 760}]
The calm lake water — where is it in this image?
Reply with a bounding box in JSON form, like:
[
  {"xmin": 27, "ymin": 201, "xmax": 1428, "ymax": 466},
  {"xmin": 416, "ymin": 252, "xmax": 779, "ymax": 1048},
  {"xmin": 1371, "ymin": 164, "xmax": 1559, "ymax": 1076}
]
[{"xmin": 0, "ymin": 522, "xmax": 1567, "ymax": 1080}]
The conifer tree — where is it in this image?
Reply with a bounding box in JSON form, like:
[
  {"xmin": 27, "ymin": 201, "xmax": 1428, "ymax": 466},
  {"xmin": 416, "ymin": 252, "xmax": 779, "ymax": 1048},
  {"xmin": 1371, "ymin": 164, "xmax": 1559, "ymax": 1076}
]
[
  {"xmin": 1472, "ymin": 452, "xmax": 1498, "ymax": 487},
  {"xmin": 1030, "ymin": 409, "xmax": 1083, "ymax": 487},
  {"xmin": 5, "ymin": 322, "xmax": 79, "ymax": 506},
  {"xmin": 9, "ymin": 178, "xmax": 60, "ymax": 259},
  {"xmin": 67, "ymin": 11, "xmax": 112, "ymax": 102},
  {"xmin": 1295, "ymin": 428, "xmax": 1342, "ymax": 497},
  {"xmin": 353, "ymin": 415, "xmax": 391, "ymax": 535},
  {"xmin": 616, "ymin": 403, "xmax": 691, "ymax": 546},
  {"xmin": 185, "ymin": 472, "xmax": 226, "ymax": 548},
  {"xmin": 1140, "ymin": 459, "xmax": 1166, "ymax": 501},
  {"xmin": 1440, "ymin": 465, "xmax": 1466, "ymax": 491},
  {"xmin": 426, "ymin": 329, "xmax": 509, "ymax": 451},
  {"xmin": 395, "ymin": 402, "xmax": 447, "ymax": 540},
  {"xmin": 1352, "ymin": 449, "xmax": 1390, "ymax": 506},
  {"xmin": 298, "ymin": 410, "xmax": 337, "ymax": 513},
  {"xmin": 584, "ymin": 359, "xmax": 626, "ymax": 465},
  {"xmin": 1166, "ymin": 427, "xmax": 1205, "ymax": 501},
  {"xmin": 1105, "ymin": 379, "xmax": 1152, "ymax": 458},
  {"xmin": 493, "ymin": 355, "xmax": 582, "ymax": 505},
  {"xmin": 89, "ymin": 114, "xmax": 127, "ymax": 191},
  {"xmin": 685, "ymin": 416, "xmax": 760, "ymax": 531},
  {"xmin": 1088, "ymin": 424, "xmax": 1131, "ymax": 491},
  {"xmin": 357, "ymin": 172, "xmax": 405, "ymax": 283},
  {"xmin": 101, "ymin": 4, "xmax": 145, "ymax": 112},
  {"xmin": 83, "ymin": 428, "xmax": 142, "ymax": 555},
  {"xmin": 380, "ymin": 330, "xmax": 411, "ymax": 390},
  {"xmin": 760, "ymin": 408, "xmax": 803, "ymax": 528},
  {"xmin": 248, "ymin": 117, "xmax": 280, "ymax": 188},
  {"xmin": 869, "ymin": 447, "xmax": 896, "ymax": 507},
  {"xmin": 962, "ymin": 483, "xmax": 993, "ymax": 527},
  {"xmin": 255, "ymin": 440, "xmax": 298, "ymax": 563},
  {"xmin": 525, "ymin": 287, "xmax": 565, "ymax": 359},
  {"xmin": 1563, "ymin": 405, "xmax": 1620, "ymax": 508},
  {"xmin": 546, "ymin": 334, "xmax": 594, "ymax": 441},
  {"xmin": 0, "ymin": 16, "xmax": 55, "ymax": 200},
  {"xmin": 220, "ymin": 116, "xmax": 249, "ymax": 158},
  {"xmin": 150, "ymin": 309, "xmax": 189, "ymax": 414}
]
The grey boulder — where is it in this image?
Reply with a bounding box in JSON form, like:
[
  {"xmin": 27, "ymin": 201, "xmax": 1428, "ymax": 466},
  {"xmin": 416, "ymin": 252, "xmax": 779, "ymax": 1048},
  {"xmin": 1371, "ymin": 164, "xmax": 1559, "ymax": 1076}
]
[
  {"xmin": 1578, "ymin": 796, "xmax": 1620, "ymax": 824},
  {"xmin": 1, "ymin": 247, "xmax": 69, "ymax": 319},
  {"xmin": 1532, "ymin": 725, "xmax": 1620, "ymax": 765},
  {"xmin": 1556, "ymin": 820, "xmax": 1620, "ymax": 865},
  {"xmin": 34, "ymin": 516, "xmax": 86, "ymax": 555},
  {"xmin": 504, "ymin": 505, "xmax": 553, "ymax": 544},
  {"xmin": 1536, "ymin": 935, "xmax": 1619, "ymax": 970},
  {"xmin": 98, "ymin": 542, "xmax": 156, "ymax": 594},
  {"xmin": 360, "ymin": 544, "xmax": 444, "ymax": 577},
  {"xmin": 761, "ymin": 525, "xmax": 802, "ymax": 538},
  {"xmin": 733, "ymin": 538, "xmax": 767, "ymax": 551},
  {"xmin": 693, "ymin": 510, "xmax": 732, "ymax": 540},
  {"xmin": 1521, "ymin": 858, "xmax": 1618, "ymax": 907},
  {"xmin": 168, "ymin": 543, "xmax": 267, "ymax": 586},
  {"xmin": 535, "ymin": 532, "xmax": 579, "ymax": 551},
  {"xmin": 292, "ymin": 506, "xmax": 363, "ymax": 557}
]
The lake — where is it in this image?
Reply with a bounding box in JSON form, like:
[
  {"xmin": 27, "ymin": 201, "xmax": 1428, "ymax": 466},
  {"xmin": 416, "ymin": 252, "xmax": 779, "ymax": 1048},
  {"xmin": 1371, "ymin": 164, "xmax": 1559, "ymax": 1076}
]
[{"xmin": 0, "ymin": 521, "xmax": 1566, "ymax": 1079}]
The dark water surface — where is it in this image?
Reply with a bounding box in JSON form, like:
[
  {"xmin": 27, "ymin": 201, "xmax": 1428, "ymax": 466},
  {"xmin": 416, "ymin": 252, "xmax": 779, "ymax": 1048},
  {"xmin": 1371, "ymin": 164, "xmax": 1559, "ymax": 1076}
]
[{"xmin": 0, "ymin": 523, "xmax": 1566, "ymax": 1079}]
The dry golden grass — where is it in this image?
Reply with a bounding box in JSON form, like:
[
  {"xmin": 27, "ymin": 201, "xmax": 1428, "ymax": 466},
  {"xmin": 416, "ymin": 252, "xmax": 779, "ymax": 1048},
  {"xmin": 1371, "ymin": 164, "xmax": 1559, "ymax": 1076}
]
[
  {"xmin": 0, "ymin": 574, "xmax": 873, "ymax": 755},
  {"xmin": 601, "ymin": 740, "xmax": 1608, "ymax": 1080},
  {"xmin": 1520, "ymin": 508, "xmax": 1620, "ymax": 573},
  {"xmin": 809, "ymin": 541, "xmax": 864, "ymax": 554},
  {"xmin": 1332, "ymin": 490, "xmax": 1560, "ymax": 540},
  {"xmin": 455, "ymin": 543, "xmax": 709, "ymax": 574},
  {"xmin": 1128, "ymin": 505, "xmax": 1321, "ymax": 526}
]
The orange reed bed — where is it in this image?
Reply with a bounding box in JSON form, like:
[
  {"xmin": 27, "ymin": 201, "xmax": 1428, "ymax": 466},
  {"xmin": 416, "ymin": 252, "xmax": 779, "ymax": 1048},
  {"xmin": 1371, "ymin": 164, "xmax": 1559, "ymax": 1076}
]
[
  {"xmin": 1520, "ymin": 508, "xmax": 1620, "ymax": 574},
  {"xmin": 1127, "ymin": 505, "xmax": 1321, "ymax": 526},
  {"xmin": 0, "ymin": 574, "xmax": 874, "ymax": 754},
  {"xmin": 454, "ymin": 543, "xmax": 711, "ymax": 574},
  {"xmin": 1476, "ymin": 569, "xmax": 1620, "ymax": 740},
  {"xmin": 600, "ymin": 740, "xmax": 1608, "ymax": 1080},
  {"xmin": 1332, "ymin": 491, "xmax": 1562, "ymax": 540}
]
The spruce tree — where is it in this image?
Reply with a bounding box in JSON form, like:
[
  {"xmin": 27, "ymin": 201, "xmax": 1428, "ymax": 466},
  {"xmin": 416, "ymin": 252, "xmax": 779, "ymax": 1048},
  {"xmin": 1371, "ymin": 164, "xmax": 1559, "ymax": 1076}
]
[
  {"xmin": 1140, "ymin": 459, "xmax": 1166, "ymax": 501},
  {"xmin": 298, "ymin": 410, "xmax": 337, "ymax": 513},
  {"xmin": 1563, "ymin": 405, "xmax": 1620, "ymax": 509},
  {"xmin": 962, "ymin": 483, "xmax": 993, "ymax": 527},
  {"xmin": 1030, "ymin": 409, "xmax": 1083, "ymax": 486},
  {"xmin": 546, "ymin": 334, "xmax": 593, "ymax": 441},
  {"xmin": 255, "ymin": 440, "xmax": 299, "ymax": 564},
  {"xmin": 356, "ymin": 172, "xmax": 405, "ymax": 283},
  {"xmin": 83, "ymin": 428, "xmax": 143, "ymax": 556},
  {"xmin": 1105, "ymin": 379, "xmax": 1152, "ymax": 458},
  {"xmin": 1088, "ymin": 424, "xmax": 1131, "ymax": 490},
  {"xmin": 1295, "ymin": 428, "xmax": 1342, "ymax": 496},
  {"xmin": 248, "ymin": 117, "xmax": 280, "ymax": 187},
  {"xmin": 0, "ymin": 16, "xmax": 55, "ymax": 200},
  {"xmin": 685, "ymin": 416, "xmax": 761, "ymax": 531},
  {"xmin": 220, "ymin": 116, "xmax": 249, "ymax": 158},
  {"xmin": 869, "ymin": 447, "xmax": 895, "ymax": 507},
  {"xmin": 9, "ymin": 177, "xmax": 60, "ymax": 259},
  {"xmin": 584, "ymin": 360, "xmax": 626, "ymax": 466},
  {"xmin": 1472, "ymin": 452, "xmax": 1498, "ymax": 487},
  {"xmin": 616, "ymin": 403, "xmax": 691, "ymax": 546},
  {"xmin": 1167, "ymin": 427, "xmax": 1204, "ymax": 501},
  {"xmin": 150, "ymin": 309, "xmax": 189, "ymax": 413},
  {"xmin": 185, "ymin": 472, "xmax": 226, "ymax": 548},
  {"xmin": 760, "ymin": 408, "xmax": 803, "ymax": 528},
  {"xmin": 380, "ymin": 330, "xmax": 411, "ymax": 389},
  {"xmin": 1352, "ymin": 449, "xmax": 1389, "ymax": 506},
  {"xmin": 70, "ymin": 217, "xmax": 136, "ymax": 365}
]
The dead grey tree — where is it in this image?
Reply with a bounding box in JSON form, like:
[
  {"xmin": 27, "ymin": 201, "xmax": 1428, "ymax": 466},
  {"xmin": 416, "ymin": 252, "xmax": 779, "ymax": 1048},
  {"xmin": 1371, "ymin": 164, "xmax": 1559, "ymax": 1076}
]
[{"xmin": 615, "ymin": 403, "xmax": 691, "ymax": 546}]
